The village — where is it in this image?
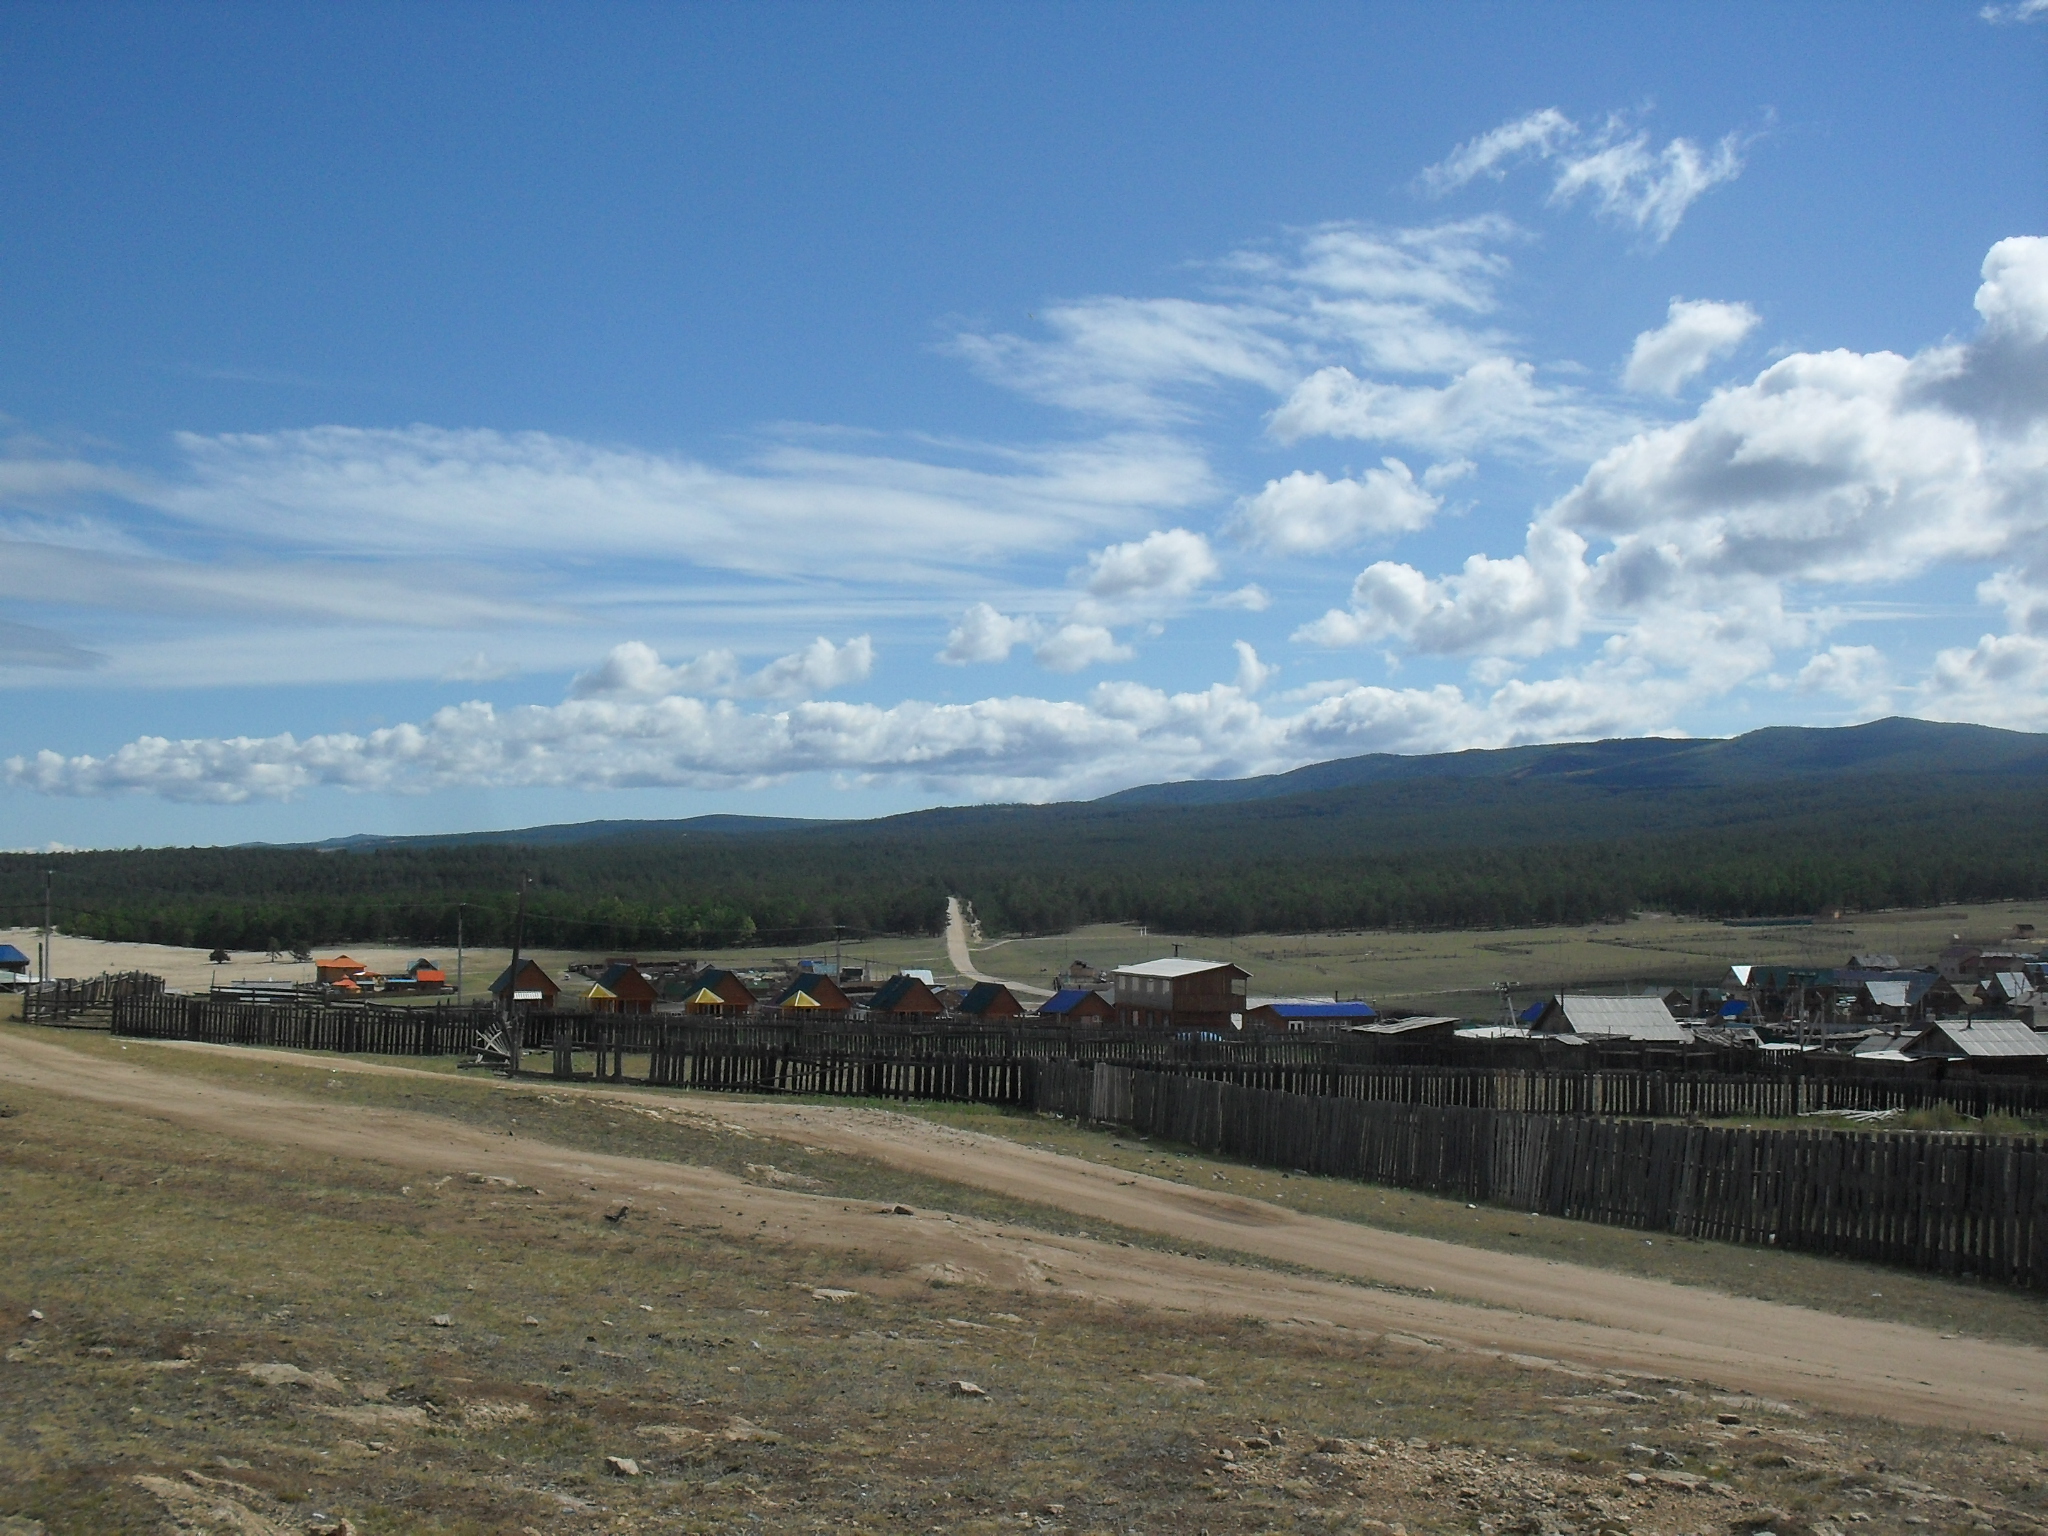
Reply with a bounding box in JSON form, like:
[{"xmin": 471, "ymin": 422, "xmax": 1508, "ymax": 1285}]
[{"xmin": 93, "ymin": 915, "xmax": 2041, "ymax": 1073}]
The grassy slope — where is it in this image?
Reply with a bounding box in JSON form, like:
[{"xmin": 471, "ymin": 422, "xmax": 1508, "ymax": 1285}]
[{"xmin": 5, "ymin": 1034, "xmax": 2046, "ymax": 1534}]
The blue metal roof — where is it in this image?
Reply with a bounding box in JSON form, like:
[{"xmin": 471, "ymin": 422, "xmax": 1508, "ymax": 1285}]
[
  {"xmin": 1256, "ymin": 1001, "xmax": 1376, "ymax": 1018},
  {"xmin": 0, "ymin": 944, "xmax": 28, "ymax": 968},
  {"xmin": 1038, "ymin": 987, "xmax": 1105, "ymax": 1015}
]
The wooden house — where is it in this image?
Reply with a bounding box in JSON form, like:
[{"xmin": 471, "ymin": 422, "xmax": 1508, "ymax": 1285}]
[
  {"xmin": 1112, "ymin": 957, "xmax": 1250, "ymax": 1032},
  {"xmin": 1245, "ymin": 1000, "xmax": 1378, "ymax": 1033},
  {"xmin": 488, "ymin": 958, "xmax": 560, "ymax": 1009},
  {"xmin": 668, "ymin": 968, "xmax": 756, "ymax": 1015},
  {"xmin": 1903, "ymin": 1018, "xmax": 2048, "ymax": 1061},
  {"xmin": 773, "ymin": 973, "xmax": 853, "ymax": 1020},
  {"xmin": 1036, "ymin": 987, "xmax": 1114, "ymax": 1023},
  {"xmin": 958, "ymin": 981, "xmax": 1024, "ymax": 1020},
  {"xmin": 587, "ymin": 961, "xmax": 657, "ymax": 1015},
  {"xmin": 316, "ymin": 954, "xmax": 369, "ymax": 986},
  {"xmin": 867, "ymin": 973, "xmax": 946, "ymax": 1021}
]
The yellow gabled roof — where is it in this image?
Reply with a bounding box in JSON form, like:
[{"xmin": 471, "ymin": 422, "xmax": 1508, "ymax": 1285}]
[
  {"xmin": 685, "ymin": 986, "xmax": 724, "ymax": 1005},
  {"xmin": 587, "ymin": 983, "xmax": 617, "ymax": 1000},
  {"xmin": 786, "ymin": 991, "xmax": 823, "ymax": 1007}
]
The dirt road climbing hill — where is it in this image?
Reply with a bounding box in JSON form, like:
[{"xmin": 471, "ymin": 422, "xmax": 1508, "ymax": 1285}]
[{"xmin": 3, "ymin": 1031, "xmax": 2042, "ymax": 1438}]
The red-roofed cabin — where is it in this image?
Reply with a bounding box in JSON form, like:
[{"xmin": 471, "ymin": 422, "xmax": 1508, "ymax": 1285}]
[{"xmin": 316, "ymin": 955, "xmax": 367, "ymax": 985}]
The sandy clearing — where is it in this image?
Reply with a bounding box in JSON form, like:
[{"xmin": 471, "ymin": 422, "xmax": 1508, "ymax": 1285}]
[{"xmin": 5, "ymin": 1032, "xmax": 2044, "ymax": 1438}]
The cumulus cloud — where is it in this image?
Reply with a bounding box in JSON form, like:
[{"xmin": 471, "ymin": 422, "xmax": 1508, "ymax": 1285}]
[
  {"xmin": 1422, "ymin": 108, "xmax": 1749, "ymax": 244},
  {"xmin": 1980, "ymin": 0, "xmax": 2048, "ymax": 21},
  {"xmin": 939, "ymin": 603, "xmax": 1042, "ymax": 665},
  {"xmin": 1296, "ymin": 523, "xmax": 1591, "ymax": 658},
  {"xmin": 1791, "ymin": 644, "xmax": 1893, "ymax": 709},
  {"xmin": 1917, "ymin": 633, "xmax": 2048, "ymax": 729},
  {"xmin": 570, "ymin": 636, "xmax": 873, "ymax": 701},
  {"xmin": 1034, "ymin": 623, "xmax": 1133, "ymax": 674},
  {"xmin": 1230, "ymin": 460, "xmax": 1441, "ymax": 553},
  {"xmin": 1623, "ymin": 298, "xmax": 1761, "ymax": 395},
  {"xmin": 1303, "ymin": 235, "xmax": 2048, "ymax": 731},
  {"xmin": 3, "ymin": 645, "xmax": 1708, "ymax": 806},
  {"xmin": 1080, "ymin": 527, "xmax": 1220, "ymax": 604}
]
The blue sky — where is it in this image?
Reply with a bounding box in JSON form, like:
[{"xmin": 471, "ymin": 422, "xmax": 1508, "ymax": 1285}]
[{"xmin": 1, "ymin": 2, "xmax": 2044, "ymax": 848}]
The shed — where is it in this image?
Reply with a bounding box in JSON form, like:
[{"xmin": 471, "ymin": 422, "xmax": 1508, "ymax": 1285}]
[
  {"xmin": 487, "ymin": 958, "xmax": 560, "ymax": 1008},
  {"xmin": 1983, "ymin": 972, "xmax": 2036, "ymax": 1008},
  {"xmin": 868, "ymin": 973, "xmax": 946, "ymax": 1020},
  {"xmin": 1903, "ymin": 1018, "xmax": 2048, "ymax": 1061},
  {"xmin": 669, "ymin": 968, "xmax": 756, "ymax": 1015},
  {"xmin": 316, "ymin": 955, "xmax": 368, "ymax": 985},
  {"xmin": 958, "ymin": 982, "xmax": 1025, "ymax": 1020},
  {"xmin": 1037, "ymin": 987, "xmax": 1115, "ymax": 1022},
  {"xmin": 773, "ymin": 973, "xmax": 853, "ymax": 1018},
  {"xmin": 587, "ymin": 961, "xmax": 657, "ymax": 1015},
  {"xmin": 1532, "ymin": 995, "xmax": 1688, "ymax": 1043},
  {"xmin": 0, "ymin": 943, "xmax": 28, "ymax": 975},
  {"xmin": 1245, "ymin": 1000, "xmax": 1378, "ymax": 1033},
  {"xmin": 1352, "ymin": 1014, "xmax": 1460, "ymax": 1037}
]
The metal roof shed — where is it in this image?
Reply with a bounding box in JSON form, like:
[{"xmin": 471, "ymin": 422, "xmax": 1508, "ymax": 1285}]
[
  {"xmin": 1534, "ymin": 995, "xmax": 1689, "ymax": 1043},
  {"xmin": 1904, "ymin": 1019, "xmax": 2048, "ymax": 1060}
]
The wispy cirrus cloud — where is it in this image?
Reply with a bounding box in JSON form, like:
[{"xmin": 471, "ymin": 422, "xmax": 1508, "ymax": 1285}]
[{"xmin": 1422, "ymin": 108, "xmax": 1751, "ymax": 244}]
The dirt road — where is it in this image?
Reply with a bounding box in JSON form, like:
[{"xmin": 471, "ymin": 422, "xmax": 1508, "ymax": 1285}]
[
  {"xmin": 944, "ymin": 897, "xmax": 1052, "ymax": 997},
  {"xmin": 5, "ymin": 1032, "xmax": 2044, "ymax": 1437}
]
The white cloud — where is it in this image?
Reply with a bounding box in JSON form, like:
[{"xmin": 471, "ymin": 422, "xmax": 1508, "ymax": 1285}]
[
  {"xmin": 1623, "ymin": 298, "xmax": 1761, "ymax": 395},
  {"xmin": 1230, "ymin": 460, "xmax": 1441, "ymax": 553},
  {"xmin": 1422, "ymin": 108, "xmax": 1748, "ymax": 244},
  {"xmin": 441, "ymin": 651, "xmax": 518, "ymax": 683},
  {"xmin": 1080, "ymin": 527, "xmax": 1220, "ymax": 603},
  {"xmin": 155, "ymin": 425, "xmax": 1211, "ymax": 583},
  {"xmin": 1980, "ymin": 0, "xmax": 2048, "ymax": 21},
  {"xmin": 5, "ymin": 646, "xmax": 1714, "ymax": 806},
  {"xmin": 1232, "ymin": 640, "xmax": 1277, "ymax": 694},
  {"xmin": 1917, "ymin": 633, "xmax": 2048, "ymax": 729},
  {"xmin": 1295, "ymin": 523, "xmax": 1590, "ymax": 658},
  {"xmin": 951, "ymin": 219, "xmax": 1522, "ymax": 428},
  {"xmin": 1033, "ymin": 623, "xmax": 1133, "ymax": 674},
  {"xmin": 1302, "ymin": 235, "xmax": 2048, "ymax": 733},
  {"xmin": 1419, "ymin": 109, "xmax": 1578, "ymax": 194},
  {"xmin": 1790, "ymin": 644, "xmax": 1893, "ymax": 709},
  {"xmin": 939, "ymin": 603, "xmax": 1042, "ymax": 665},
  {"xmin": 1212, "ymin": 584, "xmax": 1270, "ymax": 612},
  {"xmin": 570, "ymin": 637, "xmax": 873, "ymax": 701},
  {"xmin": 1271, "ymin": 357, "xmax": 1634, "ymax": 460}
]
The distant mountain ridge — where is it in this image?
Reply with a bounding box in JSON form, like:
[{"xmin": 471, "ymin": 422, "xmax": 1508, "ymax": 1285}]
[{"xmin": 309, "ymin": 717, "xmax": 2048, "ymax": 848}]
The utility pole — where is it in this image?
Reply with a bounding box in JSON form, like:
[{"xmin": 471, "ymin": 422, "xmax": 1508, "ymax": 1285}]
[
  {"xmin": 455, "ymin": 904, "xmax": 465, "ymax": 999},
  {"xmin": 41, "ymin": 868, "xmax": 52, "ymax": 985},
  {"xmin": 504, "ymin": 877, "xmax": 529, "ymax": 1076}
]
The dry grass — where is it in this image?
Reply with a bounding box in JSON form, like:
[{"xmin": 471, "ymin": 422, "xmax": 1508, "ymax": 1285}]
[{"xmin": 4, "ymin": 1065, "xmax": 2048, "ymax": 1536}]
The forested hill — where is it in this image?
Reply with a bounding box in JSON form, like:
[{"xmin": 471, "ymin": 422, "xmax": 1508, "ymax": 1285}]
[{"xmin": 4, "ymin": 717, "xmax": 2045, "ymax": 951}]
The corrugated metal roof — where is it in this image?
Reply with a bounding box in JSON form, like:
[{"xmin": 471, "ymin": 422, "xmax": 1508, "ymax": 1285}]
[
  {"xmin": 1116, "ymin": 957, "xmax": 1241, "ymax": 978},
  {"xmin": 1912, "ymin": 1018, "xmax": 2048, "ymax": 1058},
  {"xmin": 1862, "ymin": 980, "xmax": 1912, "ymax": 1009},
  {"xmin": 1550, "ymin": 995, "xmax": 1688, "ymax": 1041}
]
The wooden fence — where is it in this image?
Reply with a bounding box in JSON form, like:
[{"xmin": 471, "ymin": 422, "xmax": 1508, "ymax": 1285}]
[
  {"xmin": 1050, "ymin": 1063, "xmax": 2048, "ymax": 1289},
  {"xmin": 23, "ymin": 971, "xmax": 165, "ymax": 1026},
  {"xmin": 112, "ymin": 994, "xmax": 492, "ymax": 1056}
]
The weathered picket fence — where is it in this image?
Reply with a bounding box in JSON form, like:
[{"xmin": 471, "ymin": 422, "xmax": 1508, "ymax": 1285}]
[{"xmin": 1039, "ymin": 1062, "xmax": 2048, "ymax": 1289}]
